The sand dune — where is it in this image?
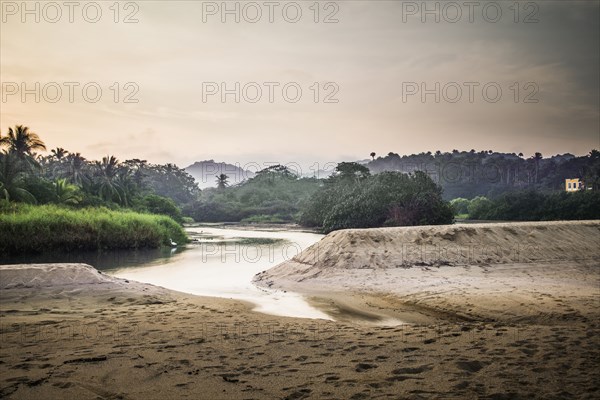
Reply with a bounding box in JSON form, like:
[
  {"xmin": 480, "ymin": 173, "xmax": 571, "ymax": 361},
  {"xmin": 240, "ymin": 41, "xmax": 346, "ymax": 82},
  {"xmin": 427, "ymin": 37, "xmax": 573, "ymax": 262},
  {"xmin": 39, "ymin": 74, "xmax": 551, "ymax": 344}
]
[
  {"xmin": 256, "ymin": 220, "xmax": 599, "ymax": 273},
  {"xmin": 254, "ymin": 221, "xmax": 600, "ymax": 323}
]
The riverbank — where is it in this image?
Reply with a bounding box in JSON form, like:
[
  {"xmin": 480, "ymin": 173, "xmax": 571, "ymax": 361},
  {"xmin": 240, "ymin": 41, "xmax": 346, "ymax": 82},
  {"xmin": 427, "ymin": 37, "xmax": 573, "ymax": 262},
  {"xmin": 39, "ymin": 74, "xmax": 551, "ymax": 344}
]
[
  {"xmin": 0, "ymin": 204, "xmax": 188, "ymax": 255},
  {"xmin": 254, "ymin": 220, "xmax": 600, "ymax": 324},
  {"xmin": 1, "ymin": 263, "xmax": 598, "ymax": 399}
]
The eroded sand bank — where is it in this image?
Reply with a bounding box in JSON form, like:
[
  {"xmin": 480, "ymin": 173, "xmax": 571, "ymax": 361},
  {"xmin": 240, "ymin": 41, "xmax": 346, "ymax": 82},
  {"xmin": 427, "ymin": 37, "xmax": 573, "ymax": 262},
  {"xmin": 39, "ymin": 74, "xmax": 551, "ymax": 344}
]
[{"xmin": 254, "ymin": 221, "xmax": 600, "ymax": 324}]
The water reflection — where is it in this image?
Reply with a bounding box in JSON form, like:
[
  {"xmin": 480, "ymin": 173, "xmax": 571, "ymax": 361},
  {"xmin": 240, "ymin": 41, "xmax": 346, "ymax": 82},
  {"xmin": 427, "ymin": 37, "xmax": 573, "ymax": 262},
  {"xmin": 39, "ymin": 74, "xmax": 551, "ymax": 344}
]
[
  {"xmin": 0, "ymin": 247, "xmax": 184, "ymax": 271},
  {"xmin": 0, "ymin": 226, "xmax": 333, "ymax": 320},
  {"xmin": 111, "ymin": 226, "xmax": 332, "ymax": 320}
]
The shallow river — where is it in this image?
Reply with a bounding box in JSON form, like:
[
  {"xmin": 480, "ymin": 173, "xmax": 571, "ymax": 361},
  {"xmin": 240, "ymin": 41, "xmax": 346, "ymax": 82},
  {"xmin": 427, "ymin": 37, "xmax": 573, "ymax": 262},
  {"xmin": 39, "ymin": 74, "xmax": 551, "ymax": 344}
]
[{"xmin": 108, "ymin": 226, "xmax": 332, "ymax": 320}]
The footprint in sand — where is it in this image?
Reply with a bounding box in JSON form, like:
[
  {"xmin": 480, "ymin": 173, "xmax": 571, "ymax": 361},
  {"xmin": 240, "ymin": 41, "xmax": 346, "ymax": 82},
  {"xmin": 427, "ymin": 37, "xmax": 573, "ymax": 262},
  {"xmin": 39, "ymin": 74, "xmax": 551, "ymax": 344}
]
[
  {"xmin": 386, "ymin": 364, "xmax": 432, "ymax": 382},
  {"xmin": 284, "ymin": 388, "xmax": 312, "ymax": 400},
  {"xmin": 455, "ymin": 360, "xmax": 486, "ymax": 373},
  {"xmin": 355, "ymin": 363, "xmax": 377, "ymax": 372},
  {"xmin": 391, "ymin": 364, "xmax": 432, "ymax": 375}
]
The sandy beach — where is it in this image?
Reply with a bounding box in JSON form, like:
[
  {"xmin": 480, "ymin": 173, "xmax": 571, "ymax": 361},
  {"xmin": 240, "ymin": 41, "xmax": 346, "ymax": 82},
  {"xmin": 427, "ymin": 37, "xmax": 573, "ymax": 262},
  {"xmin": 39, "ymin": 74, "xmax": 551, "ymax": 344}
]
[{"xmin": 1, "ymin": 221, "xmax": 600, "ymax": 399}]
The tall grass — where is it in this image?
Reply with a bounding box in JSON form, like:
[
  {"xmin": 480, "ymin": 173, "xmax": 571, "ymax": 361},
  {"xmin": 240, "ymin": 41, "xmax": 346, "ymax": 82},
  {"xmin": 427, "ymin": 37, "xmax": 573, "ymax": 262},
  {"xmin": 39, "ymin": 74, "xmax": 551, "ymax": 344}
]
[{"xmin": 0, "ymin": 204, "xmax": 188, "ymax": 255}]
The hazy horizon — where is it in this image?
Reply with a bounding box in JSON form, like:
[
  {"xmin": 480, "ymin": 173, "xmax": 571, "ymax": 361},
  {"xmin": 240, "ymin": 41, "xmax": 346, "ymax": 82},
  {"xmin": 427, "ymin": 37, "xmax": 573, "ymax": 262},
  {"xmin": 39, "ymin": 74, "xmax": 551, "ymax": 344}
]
[{"xmin": 2, "ymin": 1, "xmax": 599, "ymax": 168}]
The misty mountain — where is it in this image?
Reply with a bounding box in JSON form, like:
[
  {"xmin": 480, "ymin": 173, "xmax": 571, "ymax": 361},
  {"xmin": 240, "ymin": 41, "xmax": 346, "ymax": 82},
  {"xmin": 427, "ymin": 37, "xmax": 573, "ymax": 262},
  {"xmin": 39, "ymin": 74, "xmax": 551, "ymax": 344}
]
[{"xmin": 185, "ymin": 160, "xmax": 255, "ymax": 189}]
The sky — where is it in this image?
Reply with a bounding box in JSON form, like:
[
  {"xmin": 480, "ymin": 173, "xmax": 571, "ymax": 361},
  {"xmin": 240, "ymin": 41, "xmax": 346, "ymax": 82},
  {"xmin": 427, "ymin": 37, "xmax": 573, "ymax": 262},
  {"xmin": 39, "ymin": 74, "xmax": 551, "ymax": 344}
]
[{"xmin": 1, "ymin": 0, "xmax": 599, "ymax": 170}]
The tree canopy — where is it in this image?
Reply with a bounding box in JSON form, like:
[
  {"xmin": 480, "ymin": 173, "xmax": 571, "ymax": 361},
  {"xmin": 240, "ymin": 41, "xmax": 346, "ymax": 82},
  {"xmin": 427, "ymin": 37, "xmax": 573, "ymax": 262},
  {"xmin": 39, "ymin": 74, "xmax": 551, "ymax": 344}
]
[
  {"xmin": 300, "ymin": 166, "xmax": 454, "ymax": 233},
  {"xmin": 1, "ymin": 125, "xmax": 200, "ymax": 223}
]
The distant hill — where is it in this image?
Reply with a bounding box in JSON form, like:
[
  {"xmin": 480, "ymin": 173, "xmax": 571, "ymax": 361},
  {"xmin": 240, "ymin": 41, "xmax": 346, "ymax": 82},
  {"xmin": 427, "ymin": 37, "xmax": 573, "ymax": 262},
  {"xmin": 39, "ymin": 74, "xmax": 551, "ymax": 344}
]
[
  {"xmin": 187, "ymin": 159, "xmax": 368, "ymax": 186},
  {"xmin": 185, "ymin": 151, "xmax": 598, "ymax": 197},
  {"xmin": 185, "ymin": 160, "xmax": 255, "ymax": 189}
]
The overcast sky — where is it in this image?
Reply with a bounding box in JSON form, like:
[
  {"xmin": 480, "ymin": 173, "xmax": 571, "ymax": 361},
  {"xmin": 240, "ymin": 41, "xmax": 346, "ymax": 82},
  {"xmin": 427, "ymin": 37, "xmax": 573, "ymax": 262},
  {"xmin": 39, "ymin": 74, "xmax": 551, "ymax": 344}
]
[{"xmin": 1, "ymin": 0, "xmax": 599, "ymax": 169}]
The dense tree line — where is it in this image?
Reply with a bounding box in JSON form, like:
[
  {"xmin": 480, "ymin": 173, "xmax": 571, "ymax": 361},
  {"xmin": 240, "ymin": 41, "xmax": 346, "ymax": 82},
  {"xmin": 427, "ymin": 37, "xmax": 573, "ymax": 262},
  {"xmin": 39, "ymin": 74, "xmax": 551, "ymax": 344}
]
[
  {"xmin": 368, "ymin": 149, "xmax": 600, "ymax": 200},
  {"xmin": 465, "ymin": 191, "xmax": 600, "ymax": 221},
  {"xmin": 4, "ymin": 125, "xmax": 598, "ymax": 232},
  {"xmin": 184, "ymin": 162, "xmax": 454, "ymax": 232},
  {"xmin": 183, "ymin": 165, "xmax": 321, "ymax": 223},
  {"xmin": 1, "ymin": 125, "xmax": 199, "ymax": 223},
  {"xmin": 300, "ymin": 163, "xmax": 454, "ymax": 233}
]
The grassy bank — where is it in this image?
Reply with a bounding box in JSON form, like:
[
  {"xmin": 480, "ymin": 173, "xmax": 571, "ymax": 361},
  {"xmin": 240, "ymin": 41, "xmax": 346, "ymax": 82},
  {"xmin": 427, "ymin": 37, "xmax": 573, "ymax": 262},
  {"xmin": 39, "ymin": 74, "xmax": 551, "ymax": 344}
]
[{"xmin": 0, "ymin": 204, "xmax": 188, "ymax": 255}]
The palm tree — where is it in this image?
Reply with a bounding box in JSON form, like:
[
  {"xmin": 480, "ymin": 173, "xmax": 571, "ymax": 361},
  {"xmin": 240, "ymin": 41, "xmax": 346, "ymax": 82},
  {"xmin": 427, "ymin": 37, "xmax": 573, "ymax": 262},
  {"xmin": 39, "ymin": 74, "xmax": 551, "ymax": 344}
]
[
  {"xmin": 50, "ymin": 147, "xmax": 68, "ymax": 161},
  {"xmin": 0, "ymin": 126, "xmax": 46, "ymax": 168},
  {"xmin": 0, "ymin": 151, "xmax": 36, "ymax": 203},
  {"xmin": 115, "ymin": 168, "xmax": 137, "ymax": 206},
  {"xmin": 95, "ymin": 156, "xmax": 122, "ymax": 202},
  {"xmin": 46, "ymin": 147, "xmax": 70, "ymax": 178},
  {"xmin": 123, "ymin": 159, "xmax": 148, "ymax": 188},
  {"xmin": 532, "ymin": 152, "xmax": 543, "ymax": 183},
  {"xmin": 53, "ymin": 178, "xmax": 81, "ymax": 205},
  {"xmin": 370, "ymin": 152, "xmax": 376, "ymax": 161},
  {"xmin": 64, "ymin": 152, "xmax": 89, "ymax": 186},
  {"xmin": 216, "ymin": 174, "xmax": 229, "ymax": 189}
]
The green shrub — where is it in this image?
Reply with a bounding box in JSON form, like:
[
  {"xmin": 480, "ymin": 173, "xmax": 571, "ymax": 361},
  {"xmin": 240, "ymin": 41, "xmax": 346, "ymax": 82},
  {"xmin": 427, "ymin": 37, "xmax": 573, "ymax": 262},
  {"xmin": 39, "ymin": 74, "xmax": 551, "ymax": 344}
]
[
  {"xmin": 182, "ymin": 216, "xmax": 195, "ymax": 224},
  {"xmin": 467, "ymin": 196, "xmax": 494, "ymax": 219},
  {"xmin": 450, "ymin": 198, "xmax": 470, "ymax": 215},
  {"xmin": 301, "ymin": 169, "xmax": 454, "ymax": 233},
  {"xmin": 137, "ymin": 194, "xmax": 183, "ymax": 224},
  {"xmin": 23, "ymin": 177, "xmax": 56, "ymax": 204}
]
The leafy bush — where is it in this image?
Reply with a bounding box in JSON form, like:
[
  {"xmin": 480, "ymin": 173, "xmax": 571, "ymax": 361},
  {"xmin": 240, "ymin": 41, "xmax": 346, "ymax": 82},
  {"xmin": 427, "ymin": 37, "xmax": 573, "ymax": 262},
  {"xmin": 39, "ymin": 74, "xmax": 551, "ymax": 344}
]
[
  {"xmin": 182, "ymin": 216, "xmax": 195, "ymax": 224},
  {"xmin": 137, "ymin": 194, "xmax": 183, "ymax": 224},
  {"xmin": 467, "ymin": 196, "xmax": 494, "ymax": 219},
  {"xmin": 22, "ymin": 177, "xmax": 55, "ymax": 204},
  {"xmin": 450, "ymin": 198, "xmax": 470, "ymax": 215},
  {"xmin": 301, "ymin": 168, "xmax": 454, "ymax": 233}
]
